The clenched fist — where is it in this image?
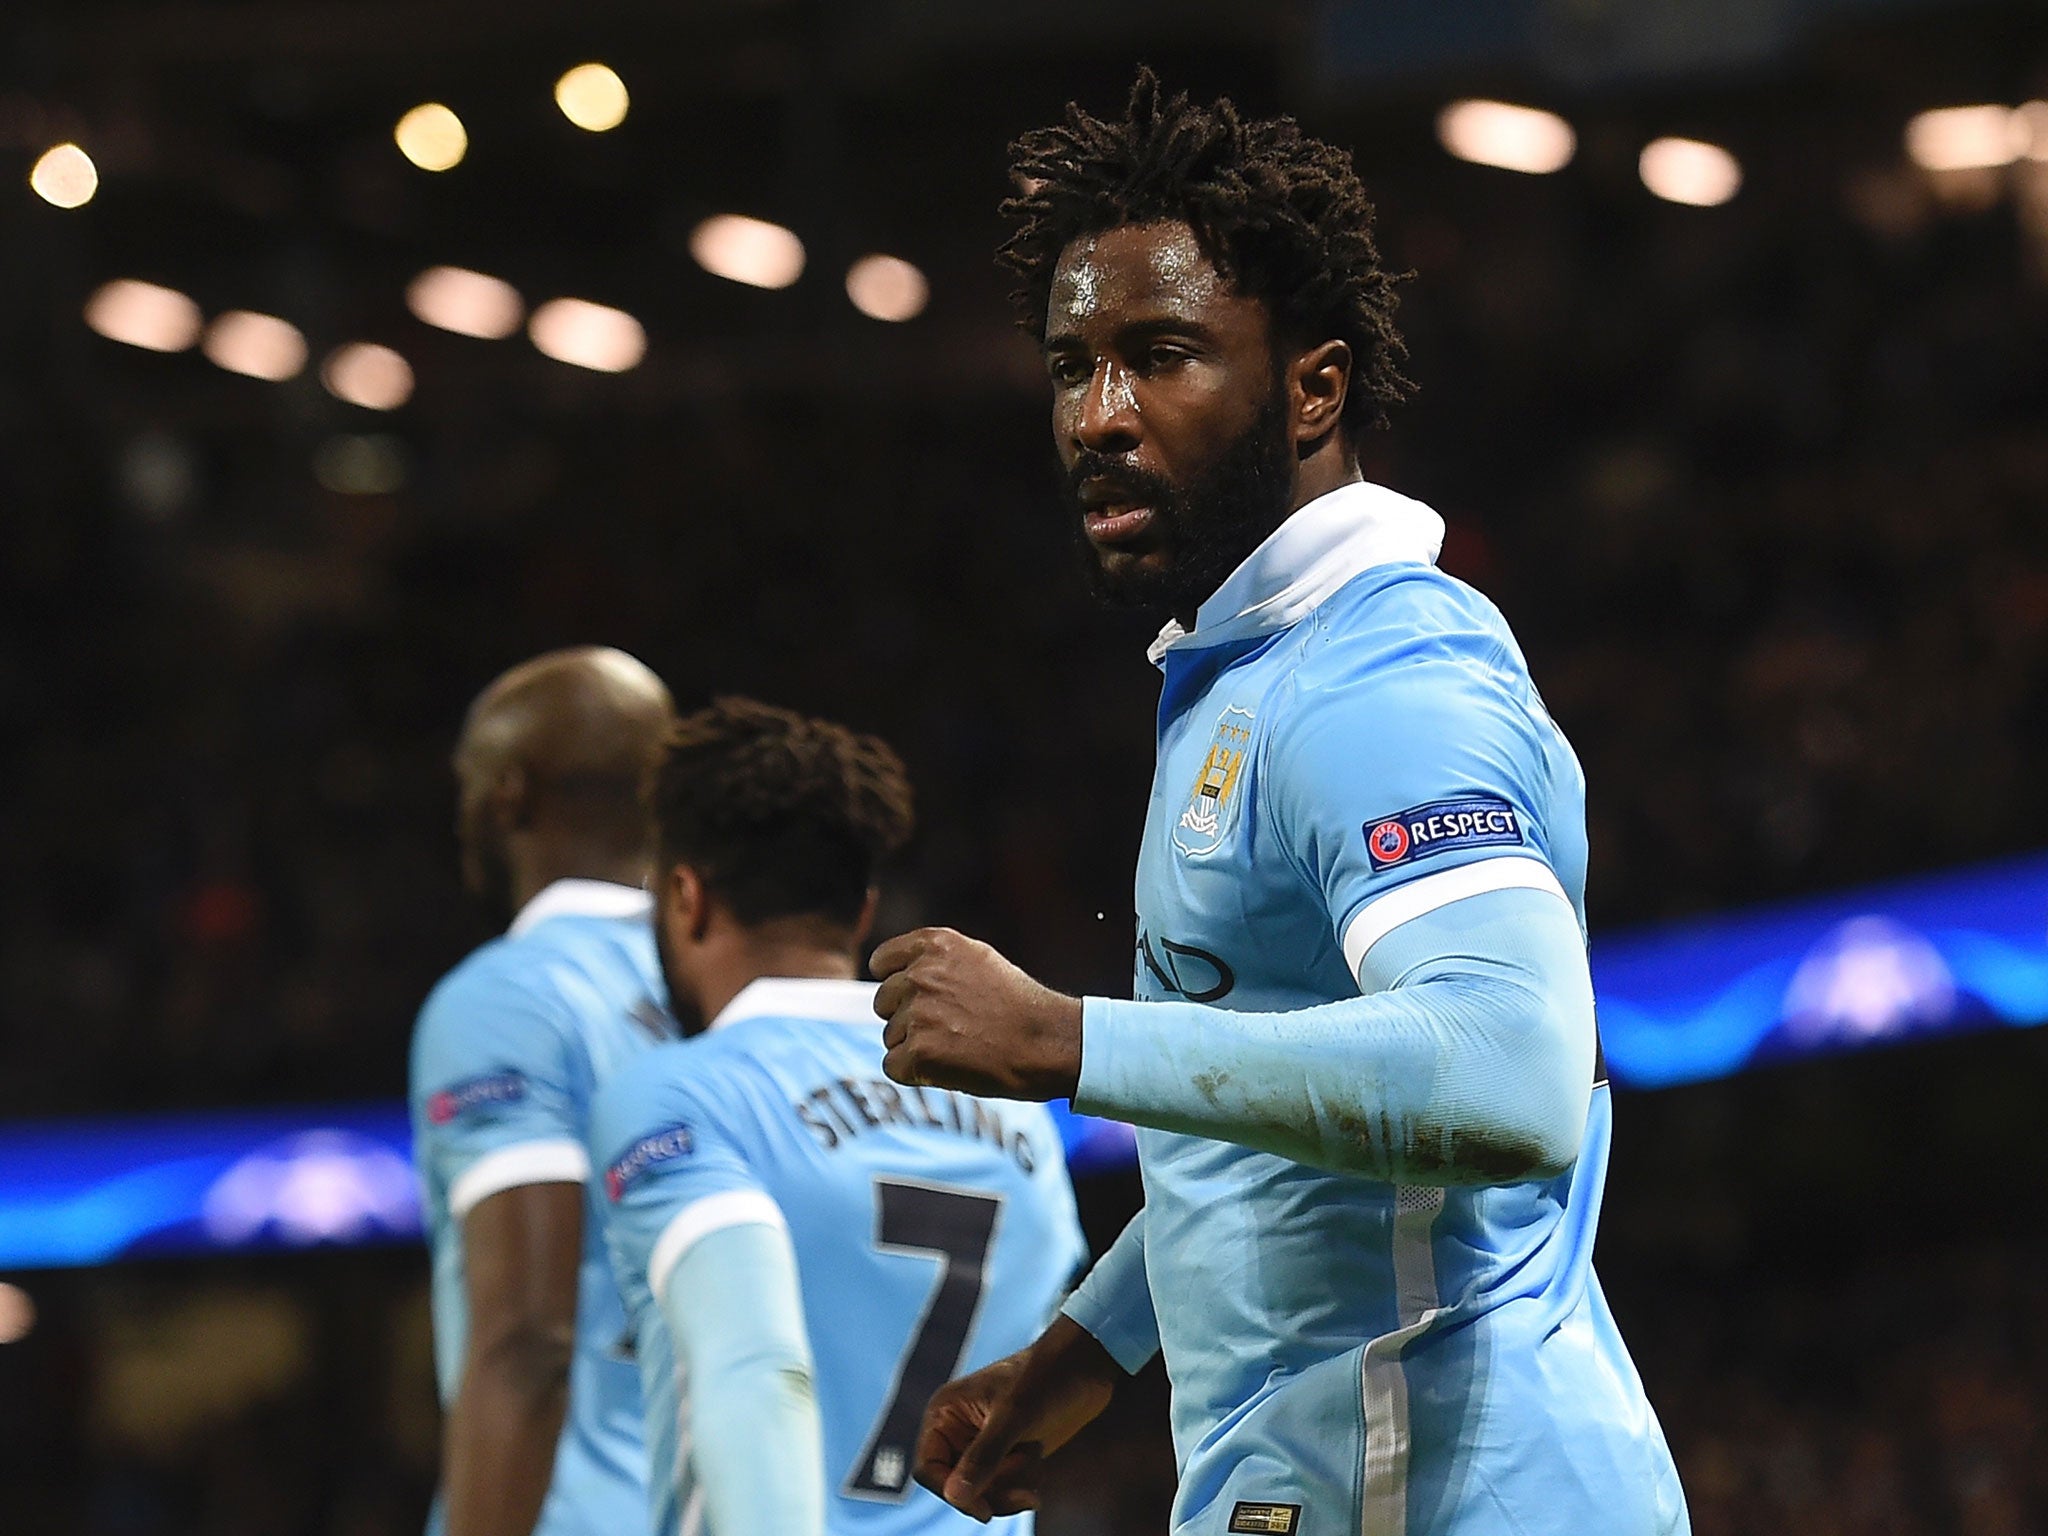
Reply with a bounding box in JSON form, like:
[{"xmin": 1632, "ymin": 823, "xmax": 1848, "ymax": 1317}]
[
  {"xmin": 870, "ymin": 927, "xmax": 1083, "ymax": 1101},
  {"xmin": 914, "ymin": 1316, "xmax": 1122, "ymax": 1521}
]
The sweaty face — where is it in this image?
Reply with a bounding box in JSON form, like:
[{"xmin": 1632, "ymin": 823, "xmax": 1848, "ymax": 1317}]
[{"xmin": 1045, "ymin": 222, "xmax": 1300, "ymax": 617}]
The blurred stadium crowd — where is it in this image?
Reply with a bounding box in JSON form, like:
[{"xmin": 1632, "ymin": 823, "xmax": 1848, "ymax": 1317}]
[
  {"xmin": 6, "ymin": 67, "xmax": 2045, "ymax": 1121},
  {"xmin": 2, "ymin": 3, "xmax": 2046, "ymax": 1532}
]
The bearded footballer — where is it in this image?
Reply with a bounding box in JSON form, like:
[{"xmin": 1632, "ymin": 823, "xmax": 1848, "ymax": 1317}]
[{"xmin": 872, "ymin": 74, "xmax": 1690, "ymax": 1536}]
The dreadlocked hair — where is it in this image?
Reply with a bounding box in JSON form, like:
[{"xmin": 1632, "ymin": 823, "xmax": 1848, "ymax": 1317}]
[
  {"xmin": 999, "ymin": 68, "xmax": 1413, "ymax": 434},
  {"xmin": 651, "ymin": 697, "xmax": 915, "ymax": 928}
]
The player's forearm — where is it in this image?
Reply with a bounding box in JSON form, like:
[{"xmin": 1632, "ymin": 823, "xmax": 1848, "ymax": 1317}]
[
  {"xmin": 1059, "ymin": 1210, "xmax": 1159, "ymax": 1371},
  {"xmin": 442, "ymin": 1332, "xmax": 571, "ymax": 1536},
  {"xmin": 1076, "ymin": 886, "xmax": 1597, "ymax": 1184},
  {"xmin": 690, "ymin": 1358, "xmax": 822, "ymax": 1534},
  {"xmin": 665, "ymin": 1220, "xmax": 826, "ymax": 1536}
]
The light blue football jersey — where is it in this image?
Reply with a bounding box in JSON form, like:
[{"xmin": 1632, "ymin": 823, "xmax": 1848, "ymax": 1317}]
[
  {"xmin": 1078, "ymin": 482, "xmax": 1688, "ymax": 1535},
  {"xmin": 410, "ymin": 879, "xmax": 673, "ymax": 1536},
  {"xmin": 590, "ymin": 977, "xmax": 1088, "ymax": 1536}
]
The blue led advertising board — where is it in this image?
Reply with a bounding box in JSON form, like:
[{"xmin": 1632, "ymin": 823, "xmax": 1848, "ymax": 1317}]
[{"xmin": 4, "ymin": 849, "xmax": 2045, "ymax": 1268}]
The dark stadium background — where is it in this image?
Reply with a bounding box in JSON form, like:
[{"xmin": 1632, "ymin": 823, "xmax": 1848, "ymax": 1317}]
[{"xmin": 4, "ymin": 1, "xmax": 2047, "ymax": 1531}]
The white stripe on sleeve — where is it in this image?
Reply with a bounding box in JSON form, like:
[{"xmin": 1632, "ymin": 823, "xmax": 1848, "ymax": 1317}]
[
  {"xmin": 1342, "ymin": 855, "xmax": 1570, "ymax": 984},
  {"xmin": 648, "ymin": 1189, "xmax": 789, "ymax": 1305},
  {"xmin": 448, "ymin": 1138, "xmax": 591, "ymax": 1220}
]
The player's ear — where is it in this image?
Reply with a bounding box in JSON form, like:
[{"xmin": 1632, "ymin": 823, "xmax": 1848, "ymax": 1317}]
[
  {"xmin": 1289, "ymin": 338, "xmax": 1351, "ymax": 450},
  {"xmin": 666, "ymin": 864, "xmax": 714, "ymax": 942},
  {"xmin": 851, "ymin": 887, "xmax": 881, "ymax": 950},
  {"xmin": 493, "ymin": 764, "xmax": 533, "ymax": 831}
]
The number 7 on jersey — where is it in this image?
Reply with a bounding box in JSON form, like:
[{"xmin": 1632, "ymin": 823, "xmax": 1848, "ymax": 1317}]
[{"xmin": 846, "ymin": 1179, "xmax": 1003, "ymax": 1498}]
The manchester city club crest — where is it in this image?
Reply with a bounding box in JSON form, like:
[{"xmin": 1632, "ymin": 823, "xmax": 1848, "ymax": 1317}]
[{"xmin": 1173, "ymin": 705, "xmax": 1255, "ymax": 856}]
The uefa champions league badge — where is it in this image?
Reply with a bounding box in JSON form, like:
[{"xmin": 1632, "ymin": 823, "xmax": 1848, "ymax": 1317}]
[
  {"xmin": 425, "ymin": 1070, "xmax": 527, "ymax": 1125},
  {"xmin": 1173, "ymin": 705, "xmax": 1256, "ymax": 857},
  {"xmin": 604, "ymin": 1124, "xmax": 694, "ymax": 1201},
  {"xmin": 1364, "ymin": 795, "xmax": 1524, "ymax": 871}
]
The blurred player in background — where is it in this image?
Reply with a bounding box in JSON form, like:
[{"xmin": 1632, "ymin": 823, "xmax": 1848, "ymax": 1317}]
[
  {"xmin": 590, "ymin": 698, "xmax": 1086, "ymax": 1536},
  {"xmin": 409, "ymin": 647, "xmax": 677, "ymax": 1536},
  {"xmin": 873, "ymin": 75, "xmax": 1690, "ymax": 1535}
]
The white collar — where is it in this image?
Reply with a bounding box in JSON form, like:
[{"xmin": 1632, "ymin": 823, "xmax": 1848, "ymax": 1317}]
[
  {"xmin": 508, "ymin": 878, "xmax": 652, "ymax": 938},
  {"xmin": 1147, "ymin": 479, "xmax": 1445, "ymax": 665},
  {"xmin": 707, "ymin": 976, "xmax": 880, "ymax": 1033}
]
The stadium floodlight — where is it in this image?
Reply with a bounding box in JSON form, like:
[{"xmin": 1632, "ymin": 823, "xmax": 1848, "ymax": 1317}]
[
  {"xmin": 84, "ymin": 279, "xmax": 203, "ymax": 352},
  {"xmin": 1436, "ymin": 100, "xmax": 1576, "ymax": 175},
  {"xmin": 0, "ymin": 1284, "xmax": 34, "ymax": 1344},
  {"xmin": 1638, "ymin": 137, "xmax": 1742, "ymax": 207},
  {"xmin": 29, "ymin": 143, "xmax": 97, "ymax": 209},
  {"xmin": 321, "ymin": 342, "xmax": 414, "ymax": 409},
  {"xmin": 407, "ymin": 265, "xmax": 525, "ymax": 339},
  {"xmin": 555, "ymin": 63, "xmax": 629, "ymax": 132},
  {"xmin": 528, "ymin": 297, "xmax": 647, "ymax": 372},
  {"xmin": 1904, "ymin": 105, "xmax": 2025, "ymax": 172},
  {"xmin": 2016, "ymin": 101, "xmax": 2048, "ymax": 162},
  {"xmin": 845, "ymin": 254, "xmax": 929, "ymax": 322},
  {"xmin": 203, "ymin": 310, "xmax": 308, "ymax": 381},
  {"xmin": 395, "ymin": 103, "xmax": 468, "ymax": 172},
  {"xmin": 689, "ymin": 213, "xmax": 806, "ymax": 289}
]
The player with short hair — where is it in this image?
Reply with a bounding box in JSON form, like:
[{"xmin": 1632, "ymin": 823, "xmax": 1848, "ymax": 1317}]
[
  {"xmin": 589, "ymin": 698, "xmax": 1086, "ymax": 1536},
  {"xmin": 874, "ymin": 75, "xmax": 1691, "ymax": 1535},
  {"xmin": 410, "ymin": 646, "xmax": 676, "ymax": 1536}
]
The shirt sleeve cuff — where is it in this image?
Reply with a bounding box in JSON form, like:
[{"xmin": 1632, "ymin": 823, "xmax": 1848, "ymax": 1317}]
[
  {"xmin": 1075, "ymin": 993, "xmax": 1197, "ymax": 1126},
  {"xmin": 1340, "ymin": 853, "xmax": 1568, "ymax": 985},
  {"xmin": 1055, "ymin": 1210, "xmax": 1158, "ymax": 1374},
  {"xmin": 649, "ymin": 1189, "xmax": 788, "ymax": 1304},
  {"xmin": 448, "ymin": 1138, "xmax": 590, "ymax": 1220},
  {"xmin": 1074, "ymin": 994, "xmax": 1121, "ymax": 1117},
  {"xmin": 1060, "ymin": 1289, "xmax": 1157, "ymax": 1375}
]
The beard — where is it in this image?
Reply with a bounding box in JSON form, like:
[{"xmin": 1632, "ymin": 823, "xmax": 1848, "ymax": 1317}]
[{"xmin": 1065, "ymin": 387, "xmax": 1298, "ymax": 619}]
